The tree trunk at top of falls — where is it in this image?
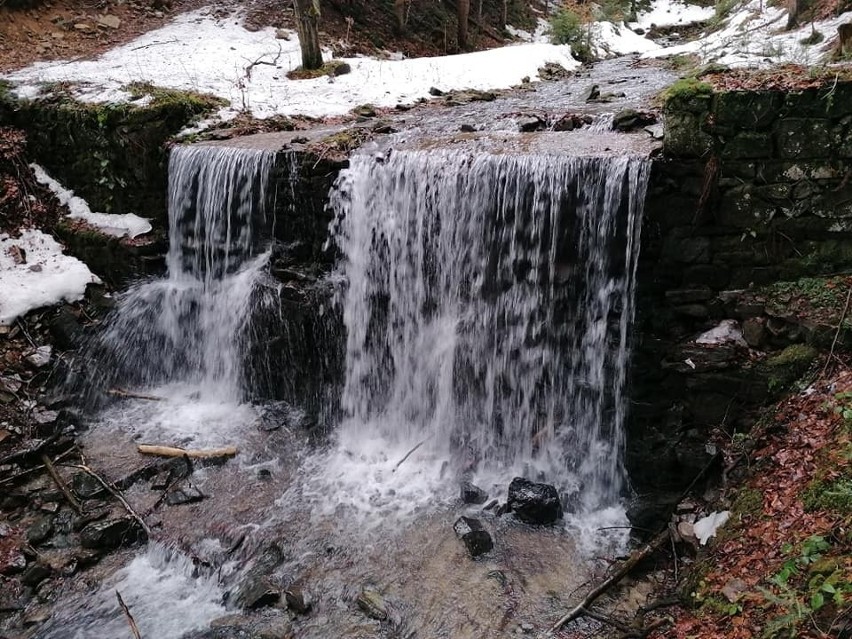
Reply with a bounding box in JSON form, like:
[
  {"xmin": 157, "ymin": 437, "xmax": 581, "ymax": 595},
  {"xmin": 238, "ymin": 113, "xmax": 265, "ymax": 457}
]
[
  {"xmin": 500, "ymin": 0, "xmax": 508, "ymax": 28},
  {"xmin": 394, "ymin": 0, "xmax": 405, "ymax": 33},
  {"xmin": 458, "ymin": 0, "xmax": 470, "ymax": 49},
  {"xmin": 293, "ymin": 0, "xmax": 323, "ymax": 69}
]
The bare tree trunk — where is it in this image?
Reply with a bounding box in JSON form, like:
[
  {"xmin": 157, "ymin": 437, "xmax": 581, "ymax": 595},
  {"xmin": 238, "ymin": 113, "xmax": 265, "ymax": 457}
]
[
  {"xmin": 478, "ymin": 0, "xmax": 483, "ymax": 21},
  {"xmin": 458, "ymin": 0, "xmax": 470, "ymax": 49},
  {"xmin": 394, "ymin": 0, "xmax": 405, "ymax": 33},
  {"xmin": 501, "ymin": 0, "xmax": 508, "ymax": 28},
  {"xmin": 293, "ymin": 0, "xmax": 323, "ymax": 69},
  {"xmin": 785, "ymin": 0, "xmax": 799, "ymax": 30}
]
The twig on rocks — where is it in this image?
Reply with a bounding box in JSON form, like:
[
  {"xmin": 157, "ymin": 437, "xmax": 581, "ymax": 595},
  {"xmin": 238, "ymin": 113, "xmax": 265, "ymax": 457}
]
[
  {"xmin": 116, "ymin": 590, "xmax": 142, "ymax": 639},
  {"xmin": 65, "ymin": 464, "xmax": 152, "ymax": 538},
  {"xmin": 392, "ymin": 439, "xmax": 426, "ymax": 471},
  {"xmin": 40, "ymin": 453, "xmax": 82, "ymax": 514},
  {"xmin": 108, "ymin": 388, "xmax": 163, "ymax": 401},
  {"xmin": 579, "ymin": 607, "xmax": 635, "ymax": 633},
  {"xmin": 821, "ymin": 283, "xmax": 852, "ymax": 379},
  {"xmin": 546, "ymin": 528, "xmax": 670, "ymax": 634}
]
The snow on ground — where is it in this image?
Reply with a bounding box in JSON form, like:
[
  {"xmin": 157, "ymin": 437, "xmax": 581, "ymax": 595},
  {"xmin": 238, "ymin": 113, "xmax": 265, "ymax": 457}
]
[
  {"xmin": 4, "ymin": 9, "xmax": 579, "ymax": 120},
  {"xmin": 594, "ymin": 21, "xmax": 662, "ymax": 56},
  {"xmin": 31, "ymin": 164, "xmax": 152, "ymax": 239},
  {"xmin": 0, "ymin": 230, "xmax": 100, "ymax": 326},
  {"xmin": 643, "ymin": 0, "xmax": 852, "ymax": 66},
  {"xmin": 506, "ymin": 18, "xmax": 552, "ymax": 43},
  {"xmin": 632, "ymin": 0, "xmax": 715, "ymax": 29}
]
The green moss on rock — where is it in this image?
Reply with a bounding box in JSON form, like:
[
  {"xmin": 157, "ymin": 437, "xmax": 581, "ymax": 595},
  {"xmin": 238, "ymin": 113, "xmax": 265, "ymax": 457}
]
[{"xmin": 762, "ymin": 344, "xmax": 818, "ymax": 391}]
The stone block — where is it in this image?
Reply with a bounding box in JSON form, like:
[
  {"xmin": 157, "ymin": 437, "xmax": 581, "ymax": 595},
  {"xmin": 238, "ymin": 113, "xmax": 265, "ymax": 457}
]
[
  {"xmin": 721, "ymin": 132, "xmax": 773, "ymax": 160},
  {"xmin": 714, "ymin": 90, "xmax": 783, "ymax": 130},
  {"xmin": 664, "ymin": 112, "xmax": 714, "ymax": 158},
  {"xmin": 776, "ymin": 119, "xmax": 833, "ymax": 159},
  {"xmin": 662, "ymin": 235, "xmax": 711, "ymax": 264}
]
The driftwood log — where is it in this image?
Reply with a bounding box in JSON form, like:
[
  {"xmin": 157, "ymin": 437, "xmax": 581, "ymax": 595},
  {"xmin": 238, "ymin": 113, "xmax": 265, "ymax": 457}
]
[{"xmin": 136, "ymin": 444, "xmax": 238, "ymax": 459}]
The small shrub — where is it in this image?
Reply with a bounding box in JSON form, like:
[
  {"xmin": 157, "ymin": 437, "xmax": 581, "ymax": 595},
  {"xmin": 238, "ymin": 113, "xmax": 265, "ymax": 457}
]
[
  {"xmin": 548, "ymin": 9, "xmax": 595, "ymax": 63},
  {"xmin": 800, "ymin": 28, "xmax": 824, "ymax": 46}
]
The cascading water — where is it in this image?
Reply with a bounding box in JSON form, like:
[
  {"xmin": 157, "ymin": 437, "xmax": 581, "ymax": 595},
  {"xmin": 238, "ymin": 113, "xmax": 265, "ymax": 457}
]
[
  {"xmin": 322, "ymin": 147, "xmax": 649, "ymax": 516},
  {"xmin": 84, "ymin": 145, "xmax": 277, "ymax": 445}
]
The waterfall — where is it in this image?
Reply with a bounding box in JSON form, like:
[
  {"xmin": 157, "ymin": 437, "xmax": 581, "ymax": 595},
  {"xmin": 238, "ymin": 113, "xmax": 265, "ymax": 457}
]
[
  {"xmin": 328, "ymin": 148, "xmax": 649, "ymax": 512},
  {"xmin": 81, "ymin": 145, "xmax": 278, "ymax": 444}
]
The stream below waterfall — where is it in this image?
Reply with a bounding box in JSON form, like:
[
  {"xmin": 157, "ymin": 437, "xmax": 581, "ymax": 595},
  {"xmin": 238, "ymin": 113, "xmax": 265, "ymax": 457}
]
[{"xmin": 32, "ymin": 59, "xmax": 668, "ymax": 639}]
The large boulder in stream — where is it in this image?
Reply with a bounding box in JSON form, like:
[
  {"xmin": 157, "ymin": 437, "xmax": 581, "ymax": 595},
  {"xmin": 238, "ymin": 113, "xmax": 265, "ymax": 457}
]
[{"xmin": 506, "ymin": 477, "xmax": 563, "ymax": 525}]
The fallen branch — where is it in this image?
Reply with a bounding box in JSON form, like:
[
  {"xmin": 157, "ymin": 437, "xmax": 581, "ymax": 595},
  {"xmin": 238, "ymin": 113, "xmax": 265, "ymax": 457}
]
[
  {"xmin": 0, "ymin": 446, "xmax": 76, "ymax": 486},
  {"xmin": 579, "ymin": 607, "xmax": 635, "ymax": 634},
  {"xmin": 136, "ymin": 444, "xmax": 238, "ymax": 459},
  {"xmin": 116, "ymin": 590, "xmax": 142, "ymax": 639},
  {"xmin": 547, "ymin": 528, "xmax": 670, "ymax": 634},
  {"xmin": 108, "ymin": 388, "xmax": 163, "ymax": 401},
  {"xmin": 820, "ymin": 283, "xmax": 852, "ymax": 379},
  {"xmin": 41, "ymin": 453, "xmax": 82, "ymax": 515},
  {"xmin": 0, "ymin": 432, "xmax": 62, "ymax": 466},
  {"xmin": 392, "ymin": 439, "xmax": 426, "ymax": 471},
  {"xmin": 65, "ymin": 464, "xmax": 152, "ymax": 538}
]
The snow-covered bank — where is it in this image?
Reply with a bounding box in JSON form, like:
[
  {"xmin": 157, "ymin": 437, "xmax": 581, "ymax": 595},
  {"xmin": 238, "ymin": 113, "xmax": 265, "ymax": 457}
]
[
  {"xmin": 0, "ymin": 230, "xmax": 100, "ymax": 326},
  {"xmin": 633, "ymin": 0, "xmax": 715, "ymax": 29},
  {"xmin": 643, "ymin": 0, "xmax": 852, "ymax": 67},
  {"xmin": 4, "ymin": 9, "xmax": 579, "ymax": 120},
  {"xmin": 31, "ymin": 164, "xmax": 152, "ymax": 239}
]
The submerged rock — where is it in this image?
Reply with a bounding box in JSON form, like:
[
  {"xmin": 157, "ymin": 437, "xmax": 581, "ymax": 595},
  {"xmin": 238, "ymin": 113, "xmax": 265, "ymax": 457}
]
[
  {"xmin": 26, "ymin": 516, "xmax": 54, "ymax": 545},
  {"xmin": 506, "ymin": 478, "xmax": 563, "ymax": 525},
  {"xmin": 238, "ymin": 576, "xmax": 280, "ymax": 609},
  {"xmin": 453, "ymin": 516, "xmax": 493, "ymax": 557},
  {"xmin": 165, "ymin": 482, "xmax": 204, "ymax": 506},
  {"xmin": 356, "ymin": 588, "xmax": 388, "ymax": 621},
  {"xmin": 79, "ymin": 517, "xmax": 147, "ymax": 550},
  {"xmin": 72, "ymin": 472, "xmax": 106, "ymax": 500},
  {"xmin": 284, "ymin": 585, "xmax": 312, "ymax": 614},
  {"xmin": 459, "ymin": 481, "xmax": 488, "ymax": 505}
]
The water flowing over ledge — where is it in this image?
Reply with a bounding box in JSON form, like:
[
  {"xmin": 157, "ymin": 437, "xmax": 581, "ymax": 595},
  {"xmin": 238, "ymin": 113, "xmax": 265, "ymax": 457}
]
[{"xmin": 316, "ymin": 147, "xmax": 650, "ymax": 520}]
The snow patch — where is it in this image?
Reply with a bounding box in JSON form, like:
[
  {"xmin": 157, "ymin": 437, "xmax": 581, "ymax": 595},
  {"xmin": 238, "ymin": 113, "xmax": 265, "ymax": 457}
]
[
  {"xmin": 31, "ymin": 164, "xmax": 152, "ymax": 239},
  {"xmin": 5, "ymin": 9, "xmax": 579, "ymax": 121},
  {"xmin": 643, "ymin": 0, "xmax": 852, "ymax": 67},
  {"xmin": 594, "ymin": 21, "xmax": 662, "ymax": 56},
  {"xmin": 694, "ymin": 510, "xmax": 731, "ymax": 545},
  {"xmin": 633, "ymin": 0, "xmax": 715, "ymax": 29},
  {"xmin": 0, "ymin": 230, "xmax": 101, "ymax": 326},
  {"xmin": 695, "ymin": 319, "xmax": 748, "ymax": 347}
]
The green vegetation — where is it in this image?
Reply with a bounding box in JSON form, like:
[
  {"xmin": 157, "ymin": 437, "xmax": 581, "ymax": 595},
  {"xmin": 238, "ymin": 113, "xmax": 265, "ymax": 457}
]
[
  {"xmin": 287, "ymin": 59, "xmax": 352, "ymax": 80},
  {"xmin": 710, "ymin": 0, "xmax": 739, "ymax": 26},
  {"xmin": 759, "ymin": 535, "xmax": 851, "ymax": 638},
  {"xmin": 763, "ymin": 344, "xmax": 818, "ymax": 392},
  {"xmin": 800, "ymin": 28, "xmax": 825, "ymax": 46},
  {"xmin": 124, "ymin": 82, "xmax": 225, "ymax": 113},
  {"xmin": 803, "ymin": 477, "xmax": 852, "ymax": 512},
  {"xmin": 548, "ymin": 9, "xmax": 595, "ymax": 63},
  {"xmin": 661, "ymin": 77, "xmax": 713, "ymax": 104}
]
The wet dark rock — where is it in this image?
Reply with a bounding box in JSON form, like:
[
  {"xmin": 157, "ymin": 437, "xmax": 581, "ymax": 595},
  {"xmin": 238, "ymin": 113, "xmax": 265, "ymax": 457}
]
[
  {"xmin": 482, "ymin": 499, "xmax": 499, "ymax": 511},
  {"xmin": 460, "ymin": 123, "xmax": 476, "ymax": 133},
  {"xmin": 742, "ymin": 318, "xmax": 766, "ymax": 348},
  {"xmin": 460, "ymin": 481, "xmax": 488, "ymax": 505},
  {"xmin": 284, "ymin": 585, "xmax": 312, "ymax": 614},
  {"xmin": 538, "ymin": 62, "xmax": 571, "ymax": 81},
  {"xmin": 239, "ymin": 576, "xmax": 280, "ymax": 609},
  {"xmin": 72, "ymin": 472, "xmax": 106, "ymax": 500},
  {"xmin": 50, "ymin": 307, "xmax": 83, "ymax": 350},
  {"xmin": 26, "ymin": 516, "xmax": 54, "ymax": 545},
  {"xmin": 506, "ymin": 478, "xmax": 563, "ymax": 525},
  {"xmin": 634, "ymin": 27, "xmax": 646, "ymax": 35},
  {"xmin": 612, "ymin": 109, "xmax": 657, "ymax": 132},
  {"xmin": 353, "ymin": 104, "xmax": 377, "ymax": 118},
  {"xmin": 356, "ymin": 588, "xmax": 388, "ymax": 621},
  {"xmin": 0, "ymin": 548, "xmax": 27, "ymax": 575},
  {"xmin": 79, "ymin": 517, "xmax": 147, "ymax": 550},
  {"xmin": 428, "ymin": 86, "xmax": 444, "ymax": 96},
  {"xmin": 517, "ymin": 114, "xmax": 546, "ymax": 132},
  {"xmin": 21, "ymin": 562, "xmax": 51, "ymax": 587},
  {"xmin": 553, "ymin": 114, "xmax": 588, "ymax": 131},
  {"xmin": 72, "ymin": 505, "xmax": 109, "ymax": 532},
  {"xmin": 165, "ymin": 482, "xmax": 204, "ymax": 506},
  {"xmin": 580, "ymin": 84, "xmax": 600, "ymax": 102},
  {"xmin": 453, "ymin": 516, "xmax": 494, "ymax": 557},
  {"xmin": 150, "ymin": 470, "xmax": 171, "ymax": 491},
  {"xmin": 257, "ymin": 468, "xmax": 272, "ymax": 480}
]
